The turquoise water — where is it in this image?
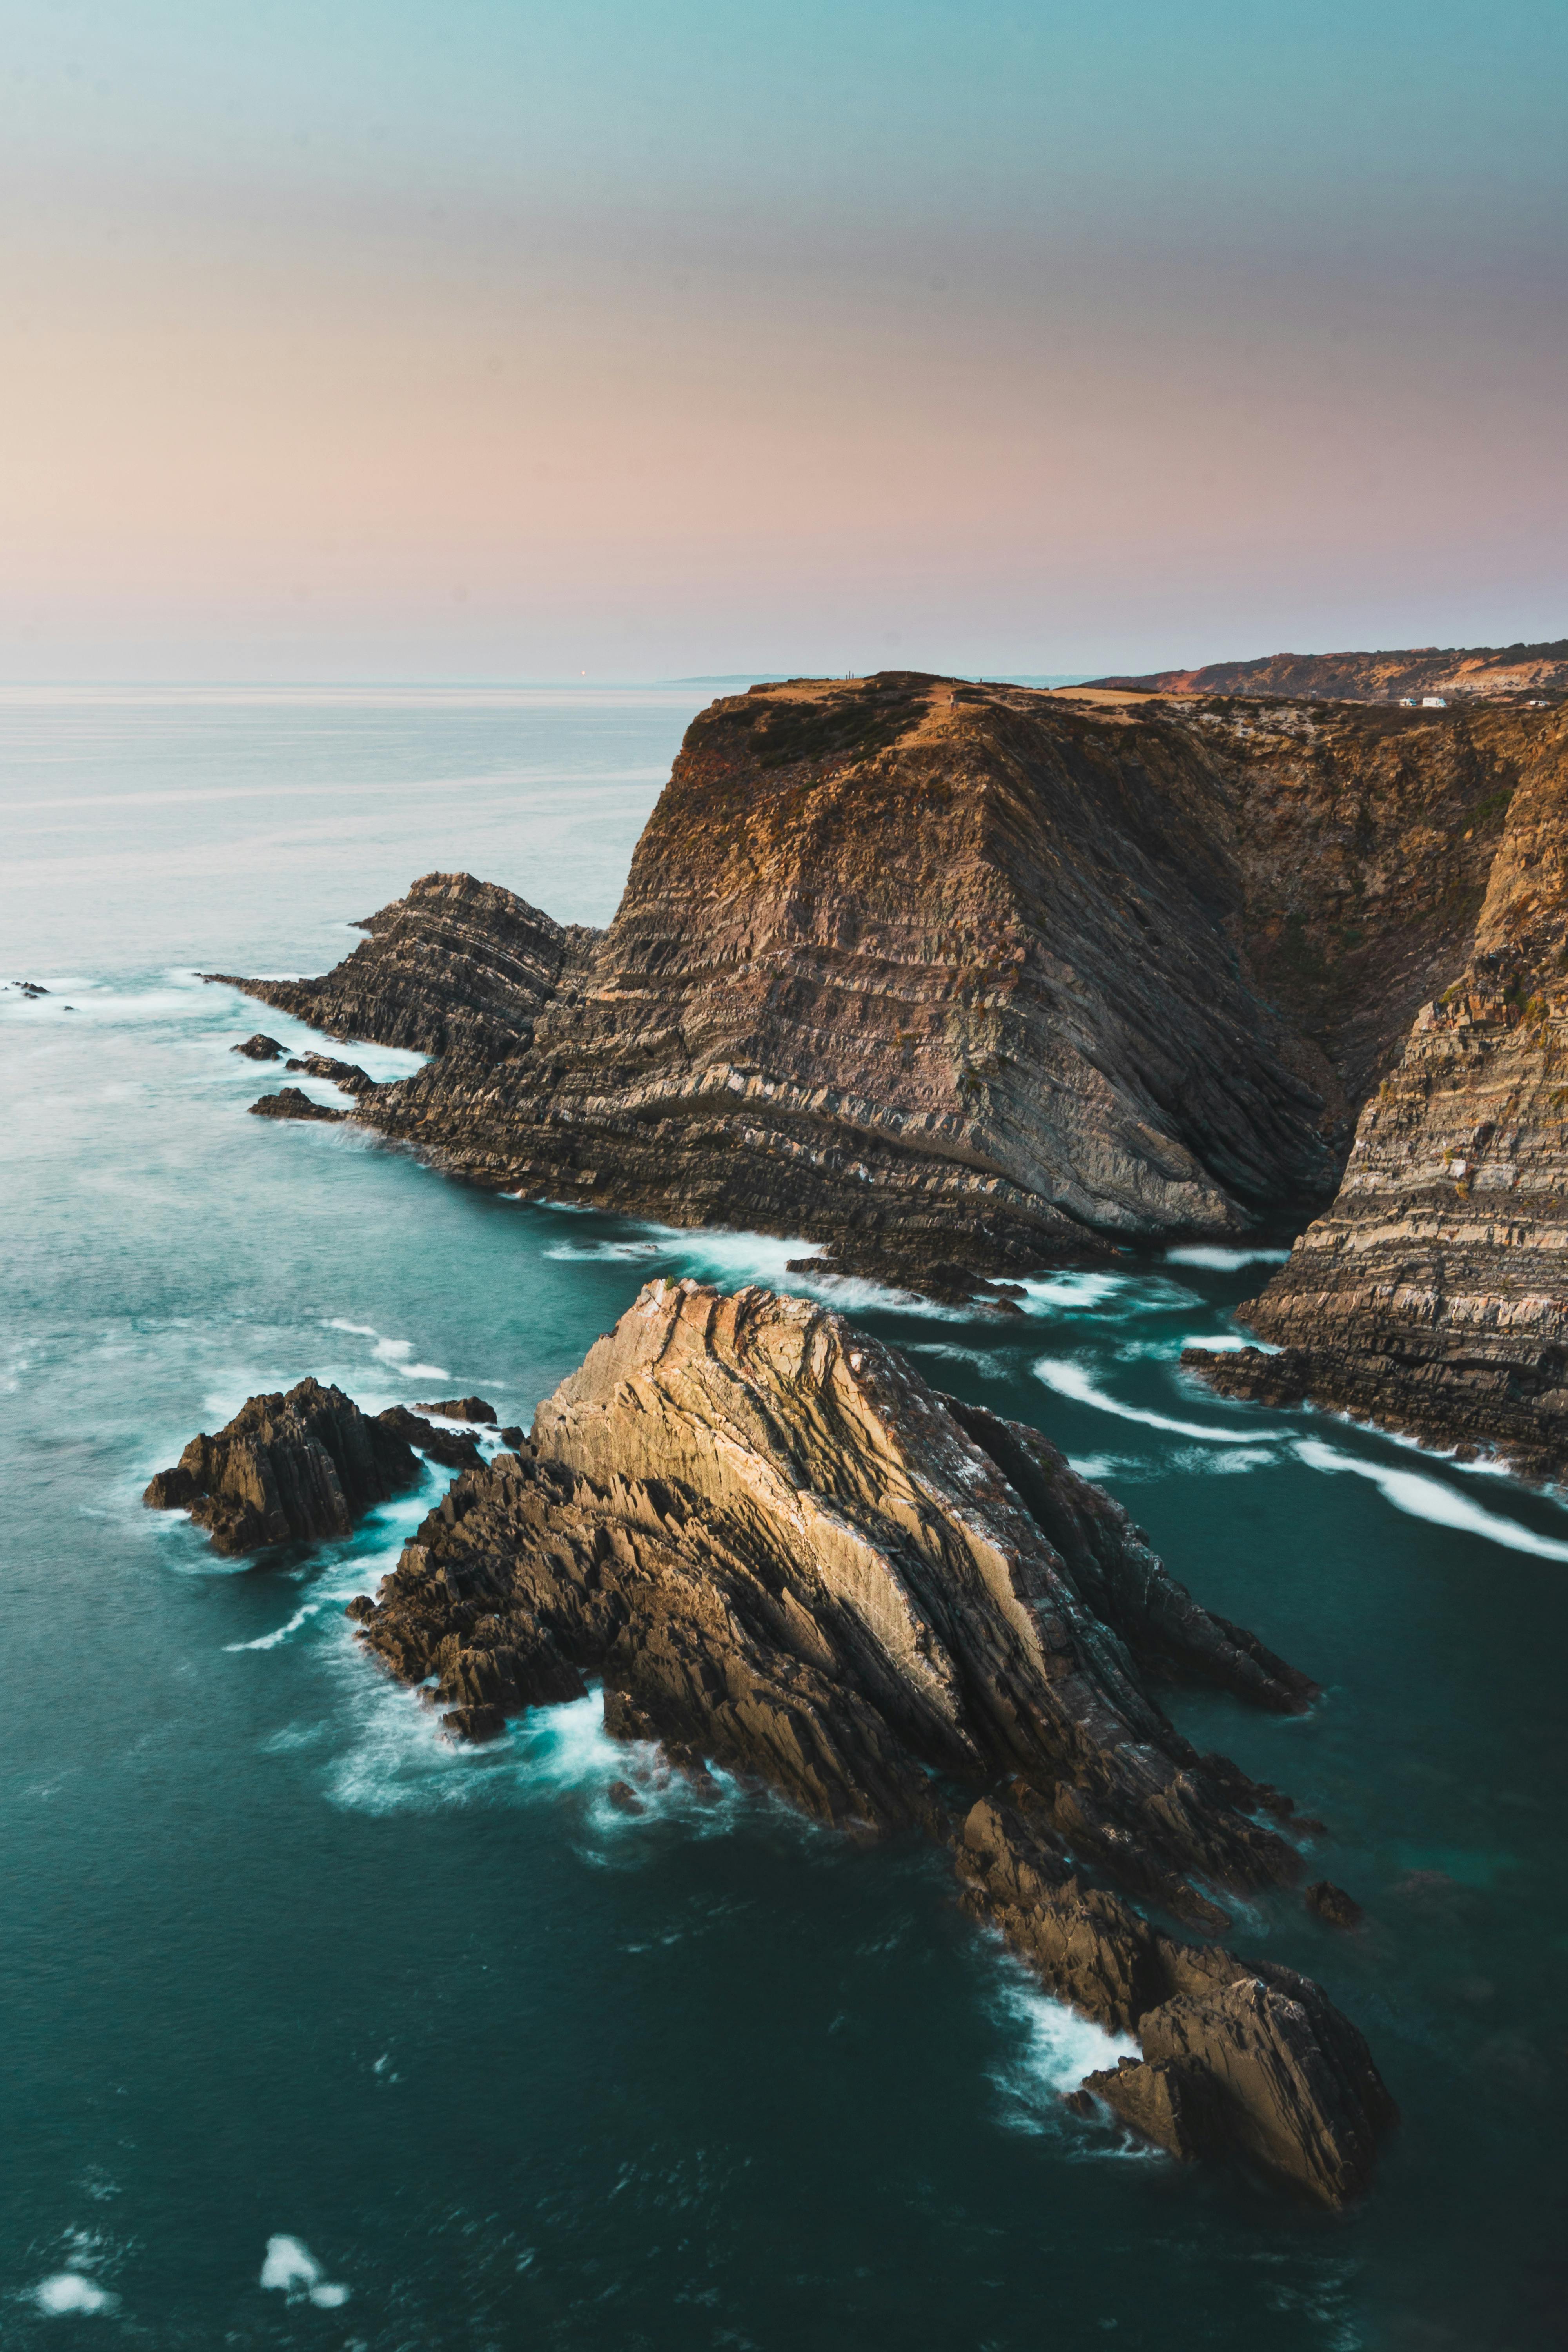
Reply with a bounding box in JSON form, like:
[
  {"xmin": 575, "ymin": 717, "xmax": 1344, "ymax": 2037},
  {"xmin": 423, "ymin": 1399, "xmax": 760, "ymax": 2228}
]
[{"xmin": 3, "ymin": 689, "xmax": 1564, "ymax": 2348}]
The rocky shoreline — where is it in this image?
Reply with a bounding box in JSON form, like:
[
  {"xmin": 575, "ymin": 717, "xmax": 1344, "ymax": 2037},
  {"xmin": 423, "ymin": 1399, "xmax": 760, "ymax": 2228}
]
[{"xmin": 154, "ymin": 1279, "xmax": 1394, "ymax": 2205}]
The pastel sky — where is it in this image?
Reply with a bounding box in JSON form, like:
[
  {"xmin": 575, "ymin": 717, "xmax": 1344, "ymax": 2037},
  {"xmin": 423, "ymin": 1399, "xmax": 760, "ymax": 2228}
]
[{"xmin": 3, "ymin": 0, "xmax": 1565, "ymax": 679}]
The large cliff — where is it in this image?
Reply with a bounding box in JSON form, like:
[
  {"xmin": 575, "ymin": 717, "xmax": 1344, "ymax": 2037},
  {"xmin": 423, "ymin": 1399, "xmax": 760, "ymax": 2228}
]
[{"xmin": 228, "ymin": 673, "xmax": 1568, "ymax": 1462}]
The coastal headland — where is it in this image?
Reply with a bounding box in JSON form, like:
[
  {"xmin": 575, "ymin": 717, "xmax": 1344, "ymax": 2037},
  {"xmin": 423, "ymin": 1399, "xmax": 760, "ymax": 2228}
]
[{"xmin": 221, "ymin": 664, "xmax": 1568, "ymax": 1475}]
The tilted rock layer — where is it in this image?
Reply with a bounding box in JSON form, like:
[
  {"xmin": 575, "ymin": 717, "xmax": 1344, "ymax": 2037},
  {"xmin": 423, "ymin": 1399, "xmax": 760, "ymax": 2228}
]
[
  {"xmin": 348, "ymin": 1278, "xmax": 1393, "ymax": 2201},
  {"xmin": 229, "ymin": 673, "xmax": 1568, "ymax": 1459}
]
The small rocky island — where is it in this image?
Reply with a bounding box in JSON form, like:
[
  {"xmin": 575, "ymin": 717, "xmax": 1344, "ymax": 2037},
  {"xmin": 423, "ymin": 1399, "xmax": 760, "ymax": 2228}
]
[
  {"xmin": 156, "ymin": 1281, "xmax": 1394, "ymax": 2203},
  {"xmin": 218, "ymin": 667, "xmax": 1568, "ymax": 1472}
]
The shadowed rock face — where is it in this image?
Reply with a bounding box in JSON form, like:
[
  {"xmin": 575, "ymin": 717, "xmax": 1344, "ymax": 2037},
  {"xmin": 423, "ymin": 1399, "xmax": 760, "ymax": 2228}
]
[
  {"xmin": 222, "ymin": 674, "xmax": 1568, "ymax": 1457},
  {"xmin": 144, "ymin": 1379, "xmax": 423, "ymax": 1555},
  {"xmin": 347, "ymin": 1278, "xmax": 1392, "ymax": 2201},
  {"xmin": 1194, "ymin": 706, "xmax": 1568, "ymax": 1478}
]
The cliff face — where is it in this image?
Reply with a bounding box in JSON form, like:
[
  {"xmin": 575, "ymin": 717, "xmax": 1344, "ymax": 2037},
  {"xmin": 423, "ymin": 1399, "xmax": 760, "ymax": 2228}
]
[
  {"xmin": 234, "ymin": 680, "xmax": 1535, "ymax": 1276},
  {"xmin": 1209, "ymin": 706, "xmax": 1568, "ymax": 1476},
  {"xmin": 1091, "ymin": 639, "xmax": 1568, "ymax": 704},
  {"xmin": 348, "ymin": 1279, "xmax": 1393, "ymax": 2201}
]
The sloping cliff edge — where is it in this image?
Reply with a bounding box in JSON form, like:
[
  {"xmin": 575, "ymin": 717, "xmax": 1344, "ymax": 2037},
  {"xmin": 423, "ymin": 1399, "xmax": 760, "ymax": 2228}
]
[{"xmin": 222, "ymin": 673, "xmax": 1568, "ymax": 1468}]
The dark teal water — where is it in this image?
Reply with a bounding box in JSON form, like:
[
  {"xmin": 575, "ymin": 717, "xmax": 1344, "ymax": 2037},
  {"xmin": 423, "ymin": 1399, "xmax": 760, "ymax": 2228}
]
[{"xmin": 3, "ymin": 690, "xmax": 1565, "ymax": 2348}]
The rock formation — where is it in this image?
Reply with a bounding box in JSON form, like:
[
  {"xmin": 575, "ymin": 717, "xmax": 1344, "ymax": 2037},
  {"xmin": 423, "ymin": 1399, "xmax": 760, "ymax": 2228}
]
[
  {"xmin": 1185, "ymin": 702, "xmax": 1568, "ymax": 1478},
  {"xmin": 145, "ymin": 1379, "xmax": 423, "ymax": 1554},
  {"xmin": 284, "ymin": 1053, "xmax": 377, "ymax": 1094},
  {"xmin": 248, "ymin": 1087, "xmax": 345, "ymax": 1124},
  {"xmin": 233, "ymin": 1033, "xmax": 283, "ymax": 1060},
  {"xmin": 347, "ymin": 1278, "xmax": 1393, "ymax": 2201},
  {"xmin": 414, "ymin": 1396, "xmax": 497, "ymax": 1423},
  {"xmin": 221, "ymin": 672, "xmax": 1568, "ymax": 1463},
  {"xmin": 209, "ymin": 870, "xmax": 593, "ymax": 1061},
  {"xmin": 1090, "ymin": 638, "xmax": 1568, "ymax": 704}
]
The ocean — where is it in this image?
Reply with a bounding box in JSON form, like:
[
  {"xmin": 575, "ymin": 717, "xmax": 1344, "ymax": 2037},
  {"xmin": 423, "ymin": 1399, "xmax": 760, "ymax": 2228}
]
[{"xmin": 2, "ymin": 686, "xmax": 1563, "ymax": 2348}]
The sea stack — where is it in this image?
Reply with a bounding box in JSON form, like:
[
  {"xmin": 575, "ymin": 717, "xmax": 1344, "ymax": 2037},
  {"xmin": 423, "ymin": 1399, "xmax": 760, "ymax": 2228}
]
[{"xmin": 346, "ymin": 1277, "xmax": 1395, "ymax": 2202}]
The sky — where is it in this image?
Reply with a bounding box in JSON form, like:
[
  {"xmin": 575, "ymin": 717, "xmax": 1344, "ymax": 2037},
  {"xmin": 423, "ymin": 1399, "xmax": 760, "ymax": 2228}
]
[{"xmin": 2, "ymin": 0, "xmax": 1564, "ymax": 681}]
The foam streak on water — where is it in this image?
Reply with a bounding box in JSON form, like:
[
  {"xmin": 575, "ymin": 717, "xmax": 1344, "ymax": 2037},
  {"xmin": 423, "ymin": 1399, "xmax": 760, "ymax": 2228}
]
[{"xmin": 1034, "ymin": 1355, "xmax": 1281, "ymax": 1443}]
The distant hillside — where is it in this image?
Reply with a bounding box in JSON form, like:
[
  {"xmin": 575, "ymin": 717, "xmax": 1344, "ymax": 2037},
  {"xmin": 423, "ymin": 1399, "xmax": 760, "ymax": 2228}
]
[{"xmin": 1089, "ymin": 640, "xmax": 1568, "ymax": 702}]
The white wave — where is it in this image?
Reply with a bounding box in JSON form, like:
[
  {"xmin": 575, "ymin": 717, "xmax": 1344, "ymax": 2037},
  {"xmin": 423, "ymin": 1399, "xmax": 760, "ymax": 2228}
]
[
  {"xmin": 326, "ymin": 1678, "xmax": 746, "ymax": 1841},
  {"xmin": 323, "ymin": 1318, "xmax": 449, "ymax": 1381},
  {"xmin": 1034, "ymin": 1357, "xmax": 1279, "ymax": 1444},
  {"xmin": 988, "ymin": 1966, "xmax": 1153, "ymax": 2155},
  {"xmin": 1015, "ymin": 1270, "xmax": 1129, "ymax": 1312},
  {"xmin": 34, "ymin": 2274, "xmax": 118, "ymax": 2317},
  {"xmin": 1165, "ymin": 1245, "xmax": 1292, "ymax": 1270},
  {"xmin": 225, "ymin": 1599, "xmax": 324, "ymax": 1652},
  {"xmin": 543, "ymin": 1239, "xmax": 664, "ymax": 1262},
  {"xmin": 259, "ymin": 2235, "xmax": 350, "ymax": 2308},
  {"xmin": 1293, "ymin": 1438, "xmax": 1568, "ymax": 1560},
  {"xmin": 904, "ymin": 1342, "xmax": 1009, "ymax": 1379},
  {"xmin": 1065, "ymin": 1454, "xmax": 1138, "ymax": 1481}
]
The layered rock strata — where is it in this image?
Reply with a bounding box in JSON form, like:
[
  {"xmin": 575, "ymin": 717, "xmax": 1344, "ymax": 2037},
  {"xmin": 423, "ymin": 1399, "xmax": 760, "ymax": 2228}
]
[
  {"xmin": 347, "ymin": 1278, "xmax": 1392, "ymax": 2200},
  {"xmin": 225, "ymin": 674, "xmax": 1568, "ymax": 1456},
  {"xmin": 1191, "ymin": 706, "xmax": 1568, "ymax": 1477}
]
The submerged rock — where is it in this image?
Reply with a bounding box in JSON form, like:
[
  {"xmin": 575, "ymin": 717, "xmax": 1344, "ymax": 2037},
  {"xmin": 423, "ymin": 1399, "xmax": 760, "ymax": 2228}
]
[
  {"xmin": 145, "ymin": 1377, "xmax": 421, "ymax": 1555},
  {"xmin": 348, "ymin": 1278, "xmax": 1393, "ymax": 2202},
  {"xmin": 1306, "ymin": 1878, "xmax": 1366, "ymax": 1929}
]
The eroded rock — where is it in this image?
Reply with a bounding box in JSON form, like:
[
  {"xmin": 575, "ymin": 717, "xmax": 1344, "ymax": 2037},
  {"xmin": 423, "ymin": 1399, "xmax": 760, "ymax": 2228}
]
[
  {"xmin": 145, "ymin": 1378, "xmax": 422, "ymax": 1555},
  {"xmin": 248, "ymin": 1087, "xmax": 345, "ymax": 1124},
  {"xmin": 345, "ymin": 1278, "xmax": 1392, "ymax": 2201}
]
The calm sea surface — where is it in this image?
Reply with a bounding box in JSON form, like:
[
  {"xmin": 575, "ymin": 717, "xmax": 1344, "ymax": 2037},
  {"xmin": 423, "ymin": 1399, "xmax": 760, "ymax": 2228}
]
[{"xmin": 2, "ymin": 688, "xmax": 1564, "ymax": 2348}]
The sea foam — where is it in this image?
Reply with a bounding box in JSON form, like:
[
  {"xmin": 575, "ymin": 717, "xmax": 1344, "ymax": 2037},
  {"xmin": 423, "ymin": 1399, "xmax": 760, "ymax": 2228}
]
[
  {"xmin": 1293, "ymin": 1438, "xmax": 1568, "ymax": 1561},
  {"xmin": 1034, "ymin": 1357, "xmax": 1279, "ymax": 1444}
]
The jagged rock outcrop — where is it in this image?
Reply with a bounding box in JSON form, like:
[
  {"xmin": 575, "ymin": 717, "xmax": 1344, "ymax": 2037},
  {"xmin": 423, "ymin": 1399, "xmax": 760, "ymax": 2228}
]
[
  {"xmin": 414, "ymin": 1396, "xmax": 497, "ymax": 1423},
  {"xmin": 247, "ymin": 1086, "xmax": 345, "ymax": 1123},
  {"xmin": 209, "ymin": 870, "xmax": 595, "ymax": 1062},
  {"xmin": 347, "ymin": 1278, "xmax": 1392, "ymax": 2200},
  {"xmin": 145, "ymin": 1379, "xmax": 423, "ymax": 1554},
  {"xmin": 1091, "ymin": 638, "xmax": 1568, "ymax": 704},
  {"xmin": 233, "ymin": 1033, "xmax": 283, "ymax": 1060},
  {"xmin": 376, "ymin": 1406, "xmax": 485, "ymax": 1474}
]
